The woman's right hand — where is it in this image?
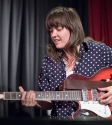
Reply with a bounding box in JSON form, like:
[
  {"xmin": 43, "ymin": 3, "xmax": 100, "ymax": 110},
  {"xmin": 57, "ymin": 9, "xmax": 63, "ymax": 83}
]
[{"xmin": 19, "ymin": 86, "xmax": 37, "ymax": 107}]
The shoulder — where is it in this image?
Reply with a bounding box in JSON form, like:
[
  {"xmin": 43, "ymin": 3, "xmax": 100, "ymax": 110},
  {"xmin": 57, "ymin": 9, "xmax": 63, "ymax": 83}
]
[{"xmin": 83, "ymin": 40, "xmax": 111, "ymax": 50}]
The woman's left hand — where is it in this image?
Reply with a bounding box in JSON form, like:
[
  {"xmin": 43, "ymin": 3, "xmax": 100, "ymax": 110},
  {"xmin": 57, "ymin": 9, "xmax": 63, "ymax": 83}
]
[{"xmin": 98, "ymin": 86, "xmax": 112, "ymax": 106}]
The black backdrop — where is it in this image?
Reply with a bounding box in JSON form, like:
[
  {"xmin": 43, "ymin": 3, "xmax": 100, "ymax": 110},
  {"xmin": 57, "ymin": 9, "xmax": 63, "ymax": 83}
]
[{"xmin": 0, "ymin": 0, "xmax": 88, "ymax": 119}]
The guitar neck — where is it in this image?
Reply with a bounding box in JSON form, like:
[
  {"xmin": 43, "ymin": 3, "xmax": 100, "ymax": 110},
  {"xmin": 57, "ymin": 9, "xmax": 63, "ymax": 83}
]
[
  {"xmin": 0, "ymin": 91, "xmax": 82, "ymax": 101},
  {"xmin": 1, "ymin": 67, "xmax": 112, "ymax": 101}
]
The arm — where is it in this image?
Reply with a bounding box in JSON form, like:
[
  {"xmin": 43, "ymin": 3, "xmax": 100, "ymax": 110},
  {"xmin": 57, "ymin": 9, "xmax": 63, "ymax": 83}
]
[
  {"xmin": 36, "ymin": 100, "xmax": 53, "ymax": 110},
  {"xmin": 19, "ymin": 86, "xmax": 53, "ymax": 110},
  {"xmin": 19, "ymin": 58, "xmax": 54, "ymax": 110}
]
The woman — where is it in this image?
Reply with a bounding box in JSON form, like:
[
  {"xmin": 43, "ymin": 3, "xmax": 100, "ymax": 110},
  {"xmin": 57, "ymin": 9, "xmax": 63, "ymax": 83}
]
[{"xmin": 19, "ymin": 6, "xmax": 112, "ymax": 120}]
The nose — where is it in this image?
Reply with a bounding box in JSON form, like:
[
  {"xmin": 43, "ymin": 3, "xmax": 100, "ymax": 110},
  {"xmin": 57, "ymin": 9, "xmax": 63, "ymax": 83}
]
[{"xmin": 51, "ymin": 29, "xmax": 57, "ymax": 38}]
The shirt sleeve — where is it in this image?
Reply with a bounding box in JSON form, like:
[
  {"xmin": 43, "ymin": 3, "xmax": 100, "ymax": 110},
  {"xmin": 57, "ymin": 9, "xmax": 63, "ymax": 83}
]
[
  {"xmin": 99, "ymin": 42, "xmax": 112, "ymax": 66},
  {"xmin": 38, "ymin": 57, "xmax": 50, "ymax": 91}
]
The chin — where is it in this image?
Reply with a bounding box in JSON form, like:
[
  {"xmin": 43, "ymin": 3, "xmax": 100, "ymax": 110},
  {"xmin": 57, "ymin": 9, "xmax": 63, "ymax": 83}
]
[
  {"xmin": 56, "ymin": 46, "xmax": 63, "ymax": 49},
  {"xmin": 56, "ymin": 47, "xmax": 63, "ymax": 49}
]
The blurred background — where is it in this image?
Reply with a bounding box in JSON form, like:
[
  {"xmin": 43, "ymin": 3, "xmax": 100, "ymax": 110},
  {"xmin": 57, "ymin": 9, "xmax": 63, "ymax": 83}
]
[{"xmin": 0, "ymin": 0, "xmax": 112, "ymax": 119}]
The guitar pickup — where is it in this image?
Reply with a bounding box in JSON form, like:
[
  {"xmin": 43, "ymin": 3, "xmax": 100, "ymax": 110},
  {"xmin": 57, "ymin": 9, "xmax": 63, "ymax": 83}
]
[
  {"xmin": 91, "ymin": 89, "xmax": 98, "ymax": 103},
  {"xmin": 82, "ymin": 89, "xmax": 89, "ymax": 103}
]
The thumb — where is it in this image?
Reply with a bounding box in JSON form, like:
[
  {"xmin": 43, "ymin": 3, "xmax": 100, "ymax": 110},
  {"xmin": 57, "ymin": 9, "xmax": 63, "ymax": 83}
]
[{"xmin": 19, "ymin": 86, "xmax": 24, "ymax": 92}]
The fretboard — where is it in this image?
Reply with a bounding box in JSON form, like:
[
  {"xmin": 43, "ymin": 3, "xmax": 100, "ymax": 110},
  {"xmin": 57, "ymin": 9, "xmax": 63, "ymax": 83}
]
[
  {"xmin": 0, "ymin": 89, "xmax": 102, "ymax": 101},
  {"xmin": 1, "ymin": 91, "xmax": 82, "ymax": 101}
]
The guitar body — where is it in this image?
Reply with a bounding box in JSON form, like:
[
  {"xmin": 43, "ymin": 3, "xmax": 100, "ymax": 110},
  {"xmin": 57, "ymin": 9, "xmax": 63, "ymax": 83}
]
[
  {"xmin": 61, "ymin": 67, "xmax": 112, "ymax": 90},
  {"xmin": 60, "ymin": 67, "xmax": 112, "ymax": 120}
]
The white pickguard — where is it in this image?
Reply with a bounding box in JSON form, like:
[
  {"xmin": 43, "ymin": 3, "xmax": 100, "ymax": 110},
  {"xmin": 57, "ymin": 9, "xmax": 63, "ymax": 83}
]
[{"xmin": 79, "ymin": 101, "xmax": 111, "ymax": 118}]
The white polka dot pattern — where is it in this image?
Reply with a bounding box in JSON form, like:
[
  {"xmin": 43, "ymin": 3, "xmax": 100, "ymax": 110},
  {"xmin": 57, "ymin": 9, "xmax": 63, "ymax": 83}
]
[{"xmin": 38, "ymin": 41, "xmax": 112, "ymax": 118}]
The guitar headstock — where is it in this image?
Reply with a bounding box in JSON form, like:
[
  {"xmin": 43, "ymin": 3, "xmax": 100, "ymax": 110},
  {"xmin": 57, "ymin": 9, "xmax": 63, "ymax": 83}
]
[{"xmin": 0, "ymin": 93, "xmax": 4, "ymax": 100}]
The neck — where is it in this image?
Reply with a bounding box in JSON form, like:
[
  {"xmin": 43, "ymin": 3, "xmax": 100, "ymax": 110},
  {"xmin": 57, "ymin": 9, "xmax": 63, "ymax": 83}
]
[
  {"xmin": 63, "ymin": 45, "xmax": 80, "ymax": 72},
  {"xmin": 63, "ymin": 45, "xmax": 80, "ymax": 60}
]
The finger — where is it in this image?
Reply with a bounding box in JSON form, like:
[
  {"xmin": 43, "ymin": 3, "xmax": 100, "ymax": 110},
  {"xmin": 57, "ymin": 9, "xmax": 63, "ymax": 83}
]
[
  {"xmin": 21, "ymin": 91, "xmax": 26, "ymax": 100},
  {"xmin": 109, "ymin": 102, "xmax": 112, "ymax": 106},
  {"xmin": 19, "ymin": 86, "xmax": 24, "ymax": 92},
  {"xmin": 29, "ymin": 93, "xmax": 35, "ymax": 106},
  {"xmin": 24, "ymin": 99, "xmax": 30, "ymax": 106},
  {"xmin": 18, "ymin": 86, "xmax": 26, "ymax": 101},
  {"xmin": 33, "ymin": 93, "xmax": 37, "ymax": 106},
  {"xmin": 21, "ymin": 99, "xmax": 25, "ymax": 105},
  {"xmin": 98, "ymin": 92, "xmax": 109, "ymax": 100},
  {"xmin": 26, "ymin": 91, "xmax": 33, "ymax": 99},
  {"xmin": 25, "ymin": 96, "xmax": 34, "ymax": 106},
  {"xmin": 98, "ymin": 87, "xmax": 108, "ymax": 92},
  {"xmin": 32, "ymin": 92, "xmax": 36, "ymax": 100},
  {"xmin": 21, "ymin": 93, "xmax": 27, "ymax": 105},
  {"xmin": 28, "ymin": 92, "xmax": 36, "ymax": 106},
  {"xmin": 103, "ymin": 95, "xmax": 112, "ymax": 105},
  {"xmin": 108, "ymin": 99, "xmax": 112, "ymax": 105},
  {"xmin": 99, "ymin": 95, "xmax": 112, "ymax": 105}
]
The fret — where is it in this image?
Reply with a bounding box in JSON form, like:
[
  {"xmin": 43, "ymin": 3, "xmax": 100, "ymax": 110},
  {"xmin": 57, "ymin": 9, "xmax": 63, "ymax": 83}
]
[
  {"xmin": 47, "ymin": 91, "xmax": 50, "ymax": 99},
  {"xmin": 74, "ymin": 91, "xmax": 77, "ymax": 100},
  {"xmin": 5, "ymin": 92, "xmax": 10, "ymax": 100},
  {"xmin": 55, "ymin": 91, "xmax": 58, "ymax": 100},
  {"xmin": 70, "ymin": 91, "xmax": 73, "ymax": 100},
  {"xmin": 65, "ymin": 91, "xmax": 69, "ymax": 100},
  {"xmin": 73, "ymin": 91, "xmax": 75, "ymax": 100},
  {"xmin": 71, "ymin": 92, "xmax": 73, "ymax": 100},
  {"xmin": 69, "ymin": 91, "xmax": 72, "ymax": 100},
  {"xmin": 71, "ymin": 91, "xmax": 81, "ymax": 101},
  {"xmin": 56, "ymin": 91, "xmax": 60, "ymax": 100},
  {"xmin": 72, "ymin": 91, "xmax": 74, "ymax": 100},
  {"xmin": 36, "ymin": 92, "xmax": 41, "ymax": 100},
  {"xmin": 4, "ymin": 92, "xmax": 21, "ymax": 100},
  {"xmin": 58, "ymin": 91, "xmax": 61, "ymax": 100},
  {"xmin": 75, "ymin": 91, "xmax": 81, "ymax": 101},
  {"xmin": 41, "ymin": 92, "xmax": 46, "ymax": 100},
  {"xmin": 68, "ymin": 91, "xmax": 71, "ymax": 100},
  {"xmin": 11, "ymin": 93, "xmax": 16, "ymax": 99},
  {"xmin": 45, "ymin": 92, "xmax": 49, "ymax": 99},
  {"xmin": 78, "ymin": 91, "xmax": 81, "ymax": 100},
  {"xmin": 49, "ymin": 91, "xmax": 53, "ymax": 100},
  {"xmin": 17, "ymin": 92, "xmax": 22, "ymax": 99},
  {"xmin": 62, "ymin": 91, "xmax": 65, "ymax": 100},
  {"xmin": 62, "ymin": 91, "xmax": 64, "ymax": 100},
  {"xmin": 61, "ymin": 91, "xmax": 63, "ymax": 100}
]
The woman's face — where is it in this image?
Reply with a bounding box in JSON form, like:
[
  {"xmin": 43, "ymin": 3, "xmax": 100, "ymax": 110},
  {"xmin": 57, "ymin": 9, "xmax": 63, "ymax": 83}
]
[{"xmin": 50, "ymin": 26, "xmax": 70, "ymax": 49}]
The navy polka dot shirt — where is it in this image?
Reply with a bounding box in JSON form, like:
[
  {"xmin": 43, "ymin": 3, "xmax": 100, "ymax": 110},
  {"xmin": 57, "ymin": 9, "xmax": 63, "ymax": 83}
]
[{"xmin": 38, "ymin": 41, "xmax": 112, "ymax": 118}]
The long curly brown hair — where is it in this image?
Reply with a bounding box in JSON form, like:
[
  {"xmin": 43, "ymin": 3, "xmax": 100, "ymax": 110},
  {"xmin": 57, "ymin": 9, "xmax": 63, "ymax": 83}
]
[{"xmin": 46, "ymin": 6, "xmax": 85, "ymax": 62}]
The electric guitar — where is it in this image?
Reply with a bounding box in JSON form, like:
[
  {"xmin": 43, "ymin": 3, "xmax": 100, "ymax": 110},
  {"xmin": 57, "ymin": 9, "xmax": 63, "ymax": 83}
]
[{"xmin": 0, "ymin": 67, "xmax": 112, "ymax": 119}]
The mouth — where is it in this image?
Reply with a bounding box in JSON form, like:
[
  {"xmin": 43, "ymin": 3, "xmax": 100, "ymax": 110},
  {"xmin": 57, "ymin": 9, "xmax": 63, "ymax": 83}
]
[{"xmin": 53, "ymin": 38, "xmax": 61, "ymax": 44}]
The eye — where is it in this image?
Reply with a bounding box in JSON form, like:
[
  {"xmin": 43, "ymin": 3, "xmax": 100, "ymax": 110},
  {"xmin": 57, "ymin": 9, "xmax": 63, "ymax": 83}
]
[
  {"xmin": 57, "ymin": 26, "xmax": 63, "ymax": 31},
  {"xmin": 49, "ymin": 28, "xmax": 53, "ymax": 33}
]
